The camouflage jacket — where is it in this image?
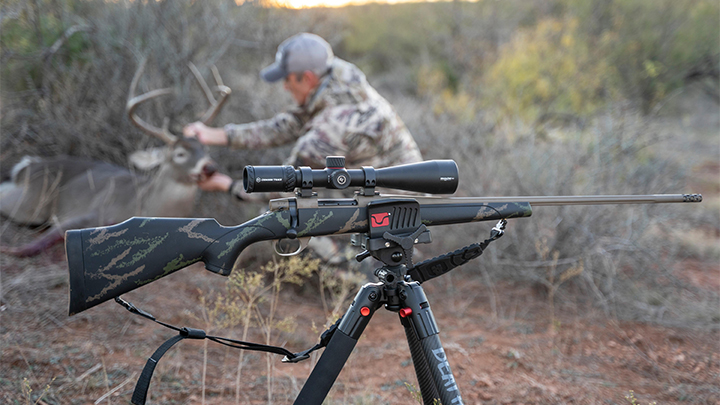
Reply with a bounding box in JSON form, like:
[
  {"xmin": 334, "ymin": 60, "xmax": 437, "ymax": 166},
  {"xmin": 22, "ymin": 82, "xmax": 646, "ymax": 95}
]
[{"xmin": 224, "ymin": 58, "xmax": 423, "ymax": 169}]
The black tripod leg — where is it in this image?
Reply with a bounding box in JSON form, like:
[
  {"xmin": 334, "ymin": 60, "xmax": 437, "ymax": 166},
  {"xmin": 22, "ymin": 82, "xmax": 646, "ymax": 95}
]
[
  {"xmin": 293, "ymin": 329, "xmax": 357, "ymax": 405},
  {"xmin": 293, "ymin": 283, "xmax": 383, "ymax": 405},
  {"xmin": 400, "ymin": 282, "xmax": 465, "ymax": 405},
  {"xmin": 401, "ymin": 315, "xmax": 441, "ymax": 404}
]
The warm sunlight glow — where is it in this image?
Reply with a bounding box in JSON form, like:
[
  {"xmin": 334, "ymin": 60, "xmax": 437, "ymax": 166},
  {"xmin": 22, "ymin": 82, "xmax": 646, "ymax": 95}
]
[{"xmin": 256, "ymin": 0, "xmax": 464, "ymax": 9}]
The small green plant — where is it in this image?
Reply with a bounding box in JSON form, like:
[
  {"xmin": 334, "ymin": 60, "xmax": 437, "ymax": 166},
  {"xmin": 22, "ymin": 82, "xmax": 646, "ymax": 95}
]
[
  {"xmin": 485, "ymin": 16, "xmax": 614, "ymax": 124},
  {"xmin": 535, "ymin": 237, "xmax": 584, "ymax": 335},
  {"xmin": 317, "ymin": 263, "xmax": 367, "ymax": 326},
  {"xmin": 225, "ymin": 268, "xmax": 265, "ymax": 404},
  {"xmin": 625, "ymin": 390, "xmax": 657, "ymax": 405},
  {"xmin": 21, "ymin": 377, "xmax": 55, "ymax": 405},
  {"xmin": 195, "ymin": 290, "xmax": 244, "ymax": 405},
  {"xmin": 225, "ymin": 256, "xmax": 317, "ymax": 403},
  {"xmin": 404, "ymin": 381, "xmax": 423, "ymax": 404},
  {"xmin": 257, "ymin": 256, "xmax": 317, "ymax": 403},
  {"xmin": 404, "ymin": 382, "xmax": 442, "ymax": 405}
]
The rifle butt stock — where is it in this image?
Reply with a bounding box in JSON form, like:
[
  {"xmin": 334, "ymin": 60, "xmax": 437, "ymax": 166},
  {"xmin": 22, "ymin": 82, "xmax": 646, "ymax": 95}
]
[{"xmin": 66, "ymin": 214, "xmax": 289, "ymax": 316}]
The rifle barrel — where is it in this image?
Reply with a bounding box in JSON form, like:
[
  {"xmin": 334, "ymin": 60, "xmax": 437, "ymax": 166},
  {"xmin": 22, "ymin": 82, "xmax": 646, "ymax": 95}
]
[
  {"xmin": 501, "ymin": 194, "xmax": 702, "ymax": 206},
  {"xmin": 406, "ymin": 194, "xmax": 702, "ymax": 206}
]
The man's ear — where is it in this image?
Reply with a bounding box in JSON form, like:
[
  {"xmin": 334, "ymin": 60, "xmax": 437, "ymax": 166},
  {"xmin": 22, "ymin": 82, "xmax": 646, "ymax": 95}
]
[{"xmin": 303, "ymin": 71, "xmax": 319, "ymax": 87}]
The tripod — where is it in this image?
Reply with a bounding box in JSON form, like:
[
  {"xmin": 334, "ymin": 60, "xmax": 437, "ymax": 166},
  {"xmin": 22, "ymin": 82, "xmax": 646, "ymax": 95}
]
[
  {"xmin": 295, "ymin": 269, "xmax": 460, "ymax": 404},
  {"xmin": 291, "ymin": 216, "xmax": 506, "ymax": 405}
]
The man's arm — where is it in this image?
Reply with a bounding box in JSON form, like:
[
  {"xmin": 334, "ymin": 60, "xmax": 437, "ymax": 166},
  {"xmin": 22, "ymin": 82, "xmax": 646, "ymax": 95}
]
[
  {"xmin": 183, "ymin": 123, "xmax": 229, "ymax": 146},
  {"xmin": 183, "ymin": 110, "xmax": 307, "ymax": 149},
  {"xmin": 225, "ymin": 111, "xmax": 305, "ymax": 150}
]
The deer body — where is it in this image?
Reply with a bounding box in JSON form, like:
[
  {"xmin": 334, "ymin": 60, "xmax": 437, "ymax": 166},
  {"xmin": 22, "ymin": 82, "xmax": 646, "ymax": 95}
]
[{"xmin": 0, "ymin": 137, "xmax": 216, "ymax": 257}]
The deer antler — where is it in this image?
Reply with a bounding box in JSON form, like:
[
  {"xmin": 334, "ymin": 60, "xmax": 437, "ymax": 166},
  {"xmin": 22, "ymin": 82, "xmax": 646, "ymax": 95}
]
[
  {"xmin": 126, "ymin": 56, "xmax": 177, "ymax": 144},
  {"xmin": 188, "ymin": 62, "xmax": 232, "ymax": 125},
  {"xmin": 127, "ymin": 57, "xmax": 232, "ymax": 144}
]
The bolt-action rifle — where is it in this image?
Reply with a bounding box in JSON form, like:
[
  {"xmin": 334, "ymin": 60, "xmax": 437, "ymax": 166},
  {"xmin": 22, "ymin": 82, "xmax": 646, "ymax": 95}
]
[
  {"xmin": 66, "ymin": 156, "xmax": 701, "ymax": 315},
  {"xmin": 64, "ymin": 156, "xmax": 701, "ymax": 405}
]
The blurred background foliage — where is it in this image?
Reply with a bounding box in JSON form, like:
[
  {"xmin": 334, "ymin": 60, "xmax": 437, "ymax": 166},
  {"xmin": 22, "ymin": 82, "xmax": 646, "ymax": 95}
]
[{"xmin": 1, "ymin": 0, "xmax": 718, "ymax": 326}]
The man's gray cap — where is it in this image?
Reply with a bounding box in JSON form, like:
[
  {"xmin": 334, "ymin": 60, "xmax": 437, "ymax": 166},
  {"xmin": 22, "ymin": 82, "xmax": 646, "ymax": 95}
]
[{"xmin": 261, "ymin": 33, "xmax": 334, "ymax": 82}]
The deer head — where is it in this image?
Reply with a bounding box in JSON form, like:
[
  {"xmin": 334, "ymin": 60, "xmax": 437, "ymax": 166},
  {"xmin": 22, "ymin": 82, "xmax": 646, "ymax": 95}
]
[{"xmin": 125, "ymin": 57, "xmax": 231, "ymax": 185}]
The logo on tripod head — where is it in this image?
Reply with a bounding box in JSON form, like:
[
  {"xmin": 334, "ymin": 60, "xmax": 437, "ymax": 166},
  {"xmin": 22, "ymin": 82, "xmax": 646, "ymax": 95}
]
[{"xmin": 371, "ymin": 212, "xmax": 390, "ymax": 227}]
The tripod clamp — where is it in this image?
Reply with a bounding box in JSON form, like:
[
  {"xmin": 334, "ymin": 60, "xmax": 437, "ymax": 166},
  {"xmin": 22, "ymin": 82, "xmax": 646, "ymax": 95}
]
[
  {"xmin": 351, "ymin": 199, "xmax": 432, "ymax": 269},
  {"xmin": 382, "ymin": 224, "xmax": 427, "ymax": 269}
]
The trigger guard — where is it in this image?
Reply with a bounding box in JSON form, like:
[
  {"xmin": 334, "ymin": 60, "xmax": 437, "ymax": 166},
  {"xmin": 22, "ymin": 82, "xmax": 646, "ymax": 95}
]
[{"xmin": 274, "ymin": 237, "xmax": 311, "ymax": 256}]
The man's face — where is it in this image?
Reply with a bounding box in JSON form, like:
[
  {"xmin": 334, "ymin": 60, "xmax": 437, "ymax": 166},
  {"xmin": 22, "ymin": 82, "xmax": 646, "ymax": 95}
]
[{"xmin": 284, "ymin": 72, "xmax": 315, "ymax": 106}]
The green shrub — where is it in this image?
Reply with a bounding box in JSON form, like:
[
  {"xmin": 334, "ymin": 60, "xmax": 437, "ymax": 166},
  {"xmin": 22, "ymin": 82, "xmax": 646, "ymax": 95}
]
[{"xmin": 485, "ymin": 16, "xmax": 616, "ymax": 123}]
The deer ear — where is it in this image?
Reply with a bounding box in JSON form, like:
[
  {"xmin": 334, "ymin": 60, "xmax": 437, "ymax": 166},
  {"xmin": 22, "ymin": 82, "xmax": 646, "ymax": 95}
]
[{"xmin": 129, "ymin": 148, "xmax": 166, "ymax": 171}]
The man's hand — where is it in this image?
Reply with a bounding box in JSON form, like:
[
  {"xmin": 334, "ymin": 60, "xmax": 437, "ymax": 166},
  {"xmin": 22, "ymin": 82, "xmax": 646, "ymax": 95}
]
[
  {"xmin": 183, "ymin": 122, "xmax": 229, "ymax": 146},
  {"xmin": 198, "ymin": 172, "xmax": 233, "ymax": 192}
]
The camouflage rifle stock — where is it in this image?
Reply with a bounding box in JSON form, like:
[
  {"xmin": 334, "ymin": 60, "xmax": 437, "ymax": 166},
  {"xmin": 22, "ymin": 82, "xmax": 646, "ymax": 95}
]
[
  {"xmin": 65, "ymin": 157, "xmax": 702, "ymax": 316},
  {"xmin": 65, "ymin": 194, "xmax": 536, "ymax": 315}
]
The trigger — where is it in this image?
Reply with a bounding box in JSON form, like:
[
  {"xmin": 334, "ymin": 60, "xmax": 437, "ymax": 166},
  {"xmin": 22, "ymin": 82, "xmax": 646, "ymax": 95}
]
[{"xmin": 274, "ymin": 237, "xmax": 311, "ymax": 256}]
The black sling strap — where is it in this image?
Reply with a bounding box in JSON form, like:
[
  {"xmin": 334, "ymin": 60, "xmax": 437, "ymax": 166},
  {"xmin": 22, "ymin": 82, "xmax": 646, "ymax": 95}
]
[
  {"xmin": 131, "ymin": 333, "xmax": 185, "ymax": 405},
  {"xmin": 408, "ymin": 219, "xmax": 507, "ymax": 284},
  {"xmin": 115, "ymin": 297, "xmax": 337, "ymax": 405}
]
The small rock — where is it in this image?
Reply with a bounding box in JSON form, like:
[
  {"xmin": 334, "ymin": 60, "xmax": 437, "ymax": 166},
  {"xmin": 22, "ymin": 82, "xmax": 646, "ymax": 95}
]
[
  {"xmin": 480, "ymin": 391, "xmax": 494, "ymax": 400},
  {"xmin": 474, "ymin": 374, "xmax": 494, "ymax": 387}
]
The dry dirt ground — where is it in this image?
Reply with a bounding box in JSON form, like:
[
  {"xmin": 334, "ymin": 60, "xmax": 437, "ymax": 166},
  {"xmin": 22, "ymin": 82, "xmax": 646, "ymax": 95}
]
[{"xmin": 1, "ymin": 228, "xmax": 718, "ymax": 405}]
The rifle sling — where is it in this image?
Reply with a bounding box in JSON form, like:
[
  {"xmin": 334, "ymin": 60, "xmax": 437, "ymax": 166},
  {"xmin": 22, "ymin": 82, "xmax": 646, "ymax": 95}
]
[
  {"xmin": 114, "ymin": 297, "xmax": 338, "ymax": 405},
  {"xmin": 408, "ymin": 237, "xmax": 496, "ymax": 284}
]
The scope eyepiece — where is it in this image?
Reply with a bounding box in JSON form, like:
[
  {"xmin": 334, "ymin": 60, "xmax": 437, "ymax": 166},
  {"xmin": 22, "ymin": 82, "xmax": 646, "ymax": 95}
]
[{"xmin": 243, "ymin": 157, "xmax": 459, "ymax": 195}]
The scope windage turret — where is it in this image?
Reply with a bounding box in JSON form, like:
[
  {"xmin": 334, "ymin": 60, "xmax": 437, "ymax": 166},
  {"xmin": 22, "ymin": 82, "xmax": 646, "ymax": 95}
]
[{"xmin": 243, "ymin": 157, "xmax": 459, "ymax": 195}]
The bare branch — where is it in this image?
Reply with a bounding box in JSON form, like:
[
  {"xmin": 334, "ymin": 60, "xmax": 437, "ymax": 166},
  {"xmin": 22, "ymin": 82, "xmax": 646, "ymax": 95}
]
[{"xmin": 44, "ymin": 24, "xmax": 92, "ymax": 61}]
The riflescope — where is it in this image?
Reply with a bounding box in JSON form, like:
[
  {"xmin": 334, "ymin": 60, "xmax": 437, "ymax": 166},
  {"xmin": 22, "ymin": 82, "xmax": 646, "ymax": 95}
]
[{"xmin": 243, "ymin": 156, "xmax": 459, "ymax": 195}]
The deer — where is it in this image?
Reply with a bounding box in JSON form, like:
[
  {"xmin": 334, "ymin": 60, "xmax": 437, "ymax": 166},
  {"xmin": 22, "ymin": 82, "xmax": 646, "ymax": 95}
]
[{"xmin": 0, "ymin": 58, "xmax": 231, "ymax": 257}]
